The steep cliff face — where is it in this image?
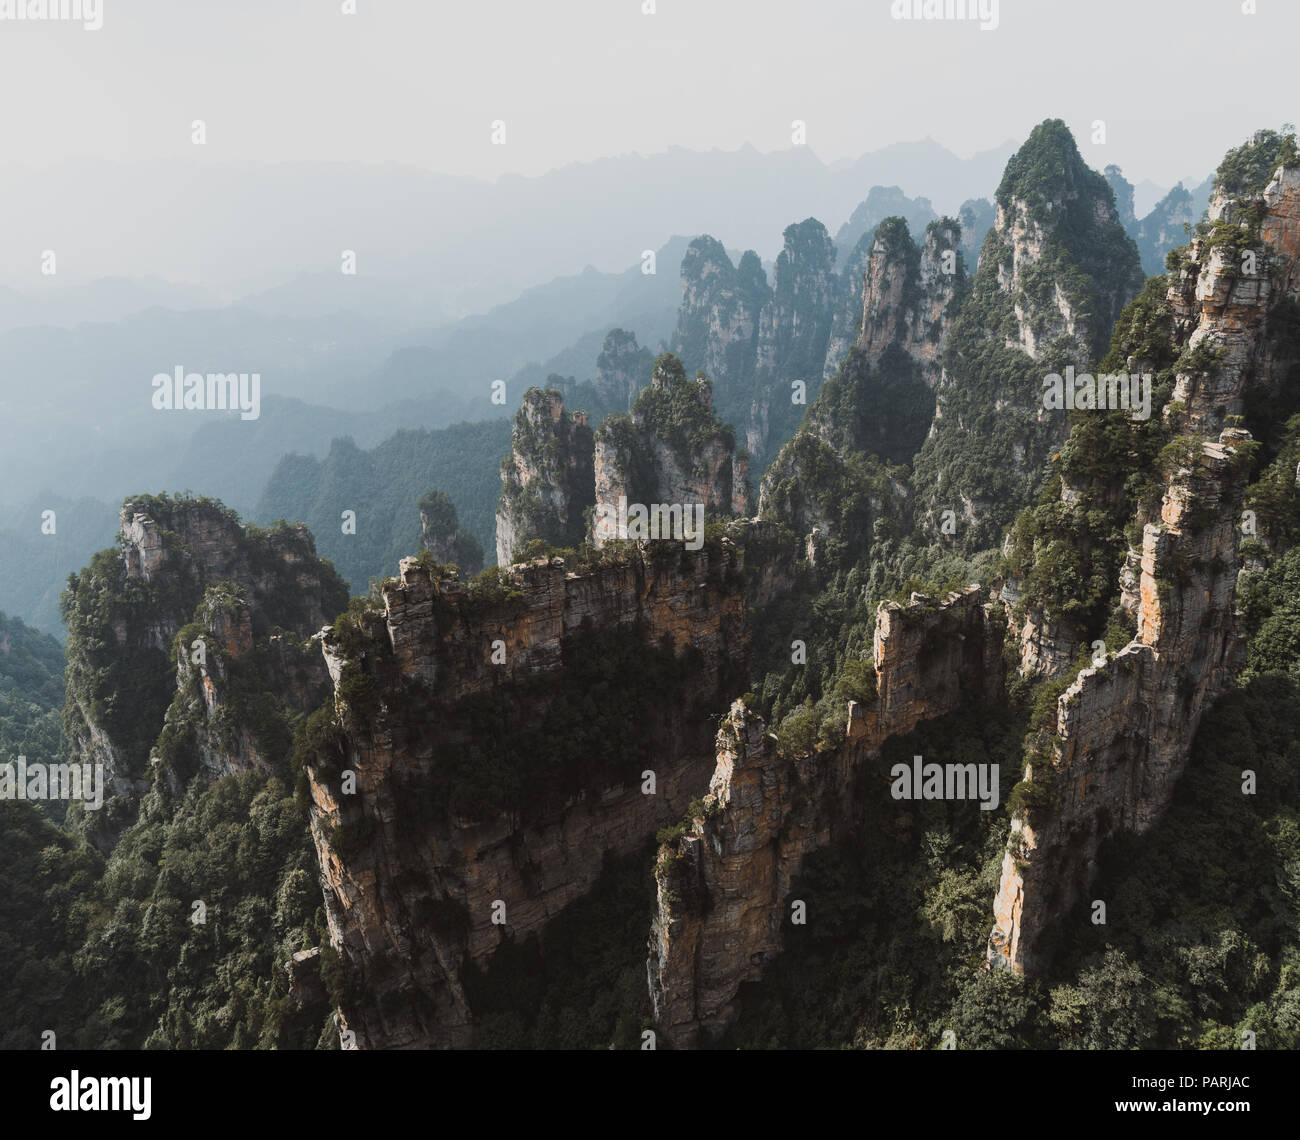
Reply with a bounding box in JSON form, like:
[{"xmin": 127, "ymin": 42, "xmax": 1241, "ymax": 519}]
[
  {"xmin": 911, "ymin": 119, "xmax": 1145, "ymax": 550},
  {"xmin": 820, "ymin": 229, "xmax": 877, "ymax": 387},
  {"xmin": 302, "ymin": 539, "xmax": 752, "ymax": 1048},
  {"xmin": 988, "ymin": 435, "xmax": 1252, "ymax": 974},
  {"xmin": 855, "ymin": 217, "xmax": 963, "ymax": 379},
  {"xmin": 987, "ymin": 143, "xmax": 1300, "ymax": 975},
  {"xmin": 958, "ymin": 197, "xmax": 996, "ymax": 273},
  {"xmin": 1136, "ymin": 180, "xmax": 1213, "ymax": 278},
  {"xmin": 649, "ymin": 586, "xmax": 1003, "ymax": 1045},
  {"xmin": 592, "ymin": 354, "xmax": 748, "ymax": 541},
  {"xmin": 418, "ymin": 490, "xmax": 484, "ymax": 576},
  {"xmin": 595, "ymin": 328, "xmax": 654, "ymax": 411},
  {"xmin": 671, "ymin": 221, "xmax": 840, "ymax": 467},
  {"xmin": 757, "ymin": 216, "xmax": 962, "ymax": 547},
  {"xmin": 672, "ymin": 237, "xmax": 769, "ymax": 413},
  {"xmin": 495, "ymin": 388, "xmax": 596, "ymax": 566},
  {"xmin": 1169, "ymin": 163, "xmax": 1300, "ymax": 434},
  {"xmin": 61, "ymin": 495, "xmax": 349, "ymax": 826},
  {"xmin": 1004, "ymin": 157, "xmax": 1300, "ymax": 685},
  {"xmin": 750, "ymin": 219, "xmax": 839, "ymax": 461},
  {"xmin": 158, "ymin": 581, "xmax": 333, "ymax": 787},
  {"xmin": 824, "ymin": 188, "xmax": 940, "ymax": 381}
]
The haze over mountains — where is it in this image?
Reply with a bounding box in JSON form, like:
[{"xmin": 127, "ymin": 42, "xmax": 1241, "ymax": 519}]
[
  {"xmin": 1, "ymin": 140, "xmax": 1019, "ymax": 311},
  {"xmin": 0, "ymin": 135, "xmax": 1210, "ymax": 637}
]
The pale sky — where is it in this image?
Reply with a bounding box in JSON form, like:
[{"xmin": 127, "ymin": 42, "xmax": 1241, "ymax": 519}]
[{"xmin": 0, "ymin": 0, "xmax": 1292, "ymax": 189}]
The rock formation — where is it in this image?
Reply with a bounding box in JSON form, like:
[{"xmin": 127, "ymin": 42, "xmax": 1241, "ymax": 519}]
[
  {"xmin": 495, "ymin": 388, "xmax": 595, "ymax": 566},
  {"xmin": 592, "ymin": 353, "xmax": 748, "ymax": 543},
  {"xmin": 758, "ymin": 216, "xmax": 963, "ymax": 548},
  {"xmin": 749, "ymin": 219, "xmax": 838, "ymax": 461},
  {"xmin": 649, "ymin": 586, "xmax": 1004, "ymax": 1045},
  {"xmin": 910, "ymin": 119, "xmax": 1146, "ymax": 550},
  {"xmin": 595, "ymin": 328, "xmax": 654, "ymax": 411},
  {"xmin": 1103, "ymin": 163, "xmax": 1138, "ymax": 231},
  {"xmin": 164, "ymin": 582, "xmax": 332, "ymax": 783},
  {"xmin": 824, "ymin": 187, "xmax": 940, "ymax": 381},
  {"xmin": 853, "ymin": 217, "xmax": 964, "ymax": 382},
  {"xmin": 1133, "ymin": 181, "xmax": 1211, "ymax": 277},
  {"xmin": 60, "ymin": 495, "xmax": 348, "ymax": 844},
  {"xmin": 418, "ymin": 489, "xmax": 484, "ymax": 575},
  {"xmin": 958, "ymin": 197, "xmax": 996, "ymax": 271},
  {"xmin": 672, "ymin": 221, "xmax": 841, "ymax": 466},
  {"xmin": 987, "ymin": 146, "xmax": 1300, "ymax": 974},
  {"xmin": 672, "ymin": 237, "xmax": 769, "ymax": 421},
  {"xmin": 302, "ymin": 538, "xmax": 755, "ymax": 1048}
]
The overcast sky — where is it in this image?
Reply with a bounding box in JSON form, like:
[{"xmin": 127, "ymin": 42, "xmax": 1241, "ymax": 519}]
[{"xmin": 0, "ymin": 0, "xmax": 1293, "ymax": 189}]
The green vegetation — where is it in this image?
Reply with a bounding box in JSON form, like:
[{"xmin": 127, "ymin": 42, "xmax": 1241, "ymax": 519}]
[
  {"xmin": 68, "ymin": 772, "xmax": 330, "ymax": 1049},
  {"xmin": 1212, "ymin": 126, "xmax": 1298, "ymax": 200},
  {"xmin": 714, "ymin": 705, "xmax": 1029, "ymax": 1048},
  {"xmin": 255, "ymin": 418, "xmax": 511, "ymax": 591},
  {"xmin": 463, "ymin": 845, "xmax": 657, "ymax": 1048},
  {"xmin": 416, "ymin": 489, "xmax": 484, "ymax": 575},
  {"xmin": 59, "ymin": 498, "xmax": 347, "ymax": 787},
  {"xmin": 632, "ymin": 353, "xmax": 735, "ymax": 471},
  {"xmin": 0, "ymin": 599, "xmax": 333, "ymax": 1049},
  {"xmin": 1000, "ymin": 271, "xmax": 1183, "ymax": 645},
  {"xmin": 0, "ymin": 610, "xmax": 66, "ymax": 778},
  {"xmin": 0, "ymin": 496, "xmax": 121, "ymax": 638},
  {"xmin": 10, "ymin": 124, "xmax": 1300, "ymax": 1057},
  {"xmin": 672, "ymin": 237, "xmax": 767, "ymax": 414},
  {"xmin": 498, "ymin": 388, "xmax": 595, "ymax": 555},
  {"xmin": 1044, "ymin": 670, "xmax": 1300, "ymax": 1048},
  {"xmin": 912, "ymin": 119, "xmax": 1144, "ymax": 552},
  {"xmin": 391, "ymin": 622, "xmax": 716, "ymax": 825}
]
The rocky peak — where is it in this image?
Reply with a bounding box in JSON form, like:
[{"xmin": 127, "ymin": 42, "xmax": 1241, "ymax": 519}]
[
  {"xmin": 418, "ymin": 490, "xmax": 484, "ymax": 576},
  {"xmin": 856, "ymin": 216, "xmax": 963, "ymax": 375},
  {"xmin": 115, "ymin": 496, "xmax": 344, "ymax": 634},
  {"xmin": 671, "ymin": 236, "xmax": 769, "ymax": 412},
  {"xmin": 910, "ymin": 119, "xmax": 1145, "ymax": 549},
  {"xmin": 495, "ymin": 387, "xmax": 596, "ymax": 565},
  {"xmin": 592, "ymin": 352, "xmax": 748, "ymax": 540},
  {"xmin": 649, "ymin": 586, "xmax": 1003, "ymax": 1045},
  {"xmin": 302, "ymin": 538, "xmax": 751, "ymax": 1047},
  {"xmin": 986, "ymin": 132, "xmax": 1300, "ymax": 976},
  {"xmin": 958, "ymin": 197, "xmax": 996, "ymax": 272},
  {"xmin": 993, "ymin": 120, "xmax": 1144, "ymax": 363},
  {"xmin": 1167, "ymin": 157, "xmax": 1300, "ymax": 437},
  {"xmin": 60, "ymin": 495, "xmax": 348, "ymax": 842},
  {"xmin": 832, "ymin": 185, "xmax": 937, "ymax": 262},
  {"xmin": 1103, "ymin": 163, "xmax": 1137, "ymax": 230},
  {"xmin": 595, "ymin": 328, "xmax": 653, "ymax": 411},
  {"xmin": 756, "ymin": 216, "xmax": 962, "ymax": 548},
  {"xmin": 750, "ymin": 218, "xmax": 838, "ymax": 459}
]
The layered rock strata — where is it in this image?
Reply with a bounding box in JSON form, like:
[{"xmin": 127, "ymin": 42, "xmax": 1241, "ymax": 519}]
[
  {"xmin": 495, "ymin": 388, "xmax": 595, "ymax": 566},
  {"xmin": 648, "ymin": 585, "xmax": 1003, "ymax": 1045},
  {"xmin": 62, "ymin": 496, "xmax": 347, "ymax": 815},
  {"xmin": 987, "ymin": 155, "xmax": 1300, "ymax": 974},
  {"xmin": 592, "ymin": 355, "xmax": 748, "ymax": 543},
  {"xmin": 305, "ymin": 539, "xmax": 753, "ymax": 1048}
]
